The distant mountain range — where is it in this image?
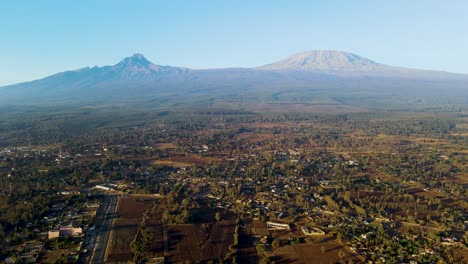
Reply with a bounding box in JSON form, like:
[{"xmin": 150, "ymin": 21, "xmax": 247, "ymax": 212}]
[{"xmin": 1, "ymin": 50, "xmax": 467, "ymax": 109}]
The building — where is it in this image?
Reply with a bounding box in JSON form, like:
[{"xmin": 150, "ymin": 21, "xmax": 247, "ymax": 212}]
[
  {"xmin": 301, "ymin": 226, "xmax": 325, "ymax": 236},
  {"xmin": 48, "ymin": 230, "xmax": 60, "ymax": 239},
  {"xmin": 266, "ymin": 221, "xmax": 290, "ymax": 231},
  {"xmin": 48, "ymin": 227, "xmax": 83, "ymax": 239},
  {"xmin": 95, "ymin": 184, "xmax": 112, "ymax": 191}
]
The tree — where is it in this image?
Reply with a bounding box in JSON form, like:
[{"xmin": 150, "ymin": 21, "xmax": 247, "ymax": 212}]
[
  {"xmin": 338, "ymin": 249, "xmax": 345, "ymax": 260},
  {"xmin": 321, "ymin": 245, "xmax": 326, "ymax": 253},
  {"xmin": 215, "ymin": 212, "xmax": 221, "ymax": 221},
  {"xmin": 162, "ymin": 209, "xmax": 171, "ymax": 223},
  {"xmin": 272, "ymin": 238, "xmax": 281, "ymax": 248}
]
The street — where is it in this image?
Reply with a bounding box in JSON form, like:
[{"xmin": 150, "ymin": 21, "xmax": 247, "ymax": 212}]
[{"xmin": 80, "ymin": 194, "xmax": 117, "ymax": 264}]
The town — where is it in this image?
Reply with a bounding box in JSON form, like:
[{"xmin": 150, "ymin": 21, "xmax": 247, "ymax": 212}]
[{"xmin": 0, "ymin": 111, "xmax": 467, "ymax": 263}]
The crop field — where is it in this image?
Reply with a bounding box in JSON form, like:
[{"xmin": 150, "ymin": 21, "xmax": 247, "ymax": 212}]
[
  {"xmin": 166, "ymin": 221, "xmax": 236, "ymax": 263},
  {"xmin": 166, "ymin": 209, "xmax": 236, "ymax": 263},
  {"xmin": 106, "ymin": 195, "xmax": 156, "ymax": 263}
]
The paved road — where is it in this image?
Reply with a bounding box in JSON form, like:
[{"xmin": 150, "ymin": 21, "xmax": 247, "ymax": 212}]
[{"xmin": 87, "ymin": 195, "xmax": 117, "ymax": 264}]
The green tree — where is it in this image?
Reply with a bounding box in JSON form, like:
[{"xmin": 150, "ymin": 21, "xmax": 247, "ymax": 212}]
[{"xmin": 272, "ymin": 238, "xmax": 281, "ymax": 248}]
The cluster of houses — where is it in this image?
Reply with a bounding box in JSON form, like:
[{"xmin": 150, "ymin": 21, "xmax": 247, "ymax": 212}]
[{"xmin": 4, "ymin": 242, "xmax": 43, "ymax": 264}]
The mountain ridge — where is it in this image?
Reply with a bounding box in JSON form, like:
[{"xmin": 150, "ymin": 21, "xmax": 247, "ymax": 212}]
[
  {"xmin": 0, "ymin": 50, "xmax": 466, "ymax": 108},
  {"xmin": 3, "ymin": 50, "xmax": 467, "ymax": 88}
]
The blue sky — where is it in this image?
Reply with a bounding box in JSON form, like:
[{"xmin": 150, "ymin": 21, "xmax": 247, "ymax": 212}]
[{"xmin": 1, "ymin": 0, "xmax": 467, "ymax": 86}]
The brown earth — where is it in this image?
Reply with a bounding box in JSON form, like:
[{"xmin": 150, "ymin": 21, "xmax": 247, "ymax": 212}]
[
  {"xmin": 272, "ymin": 237, "xmax": 364, "ymax": 264},
  {"xmin": 166, "ymin": 220, "xmax": 235, "ymax": 263},
  {"xmin": 106, "ymin": 195, "xmax": 156, "ymax": 263}
]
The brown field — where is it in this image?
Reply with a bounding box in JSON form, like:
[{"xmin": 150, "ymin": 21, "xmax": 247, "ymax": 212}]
[
  {"xmin": 455, "ymin": 123, "xmax": 468, "ymax": 129},
  {"xmin": 408, "ymin": 136, "xmax": 451, "ymax": 144},
  {"xmin": 153, "ymin": 154, "xmax": 222, "ymax": 168},
  {"xmin": 453, "ymin": 247, "xmax": 468, "ymax": 263},
  {"xmin": 272, "ymin": 237, "xmax": 364, "ymax": 264},
  {"xmin": 153, "ymin": 160, "xmax": 193, "ymax": 168},
  {"xmin": 213, "ymin": 100, "xmax": 367, "ymax": 113},
  {"xmin": 235, "ymin": 132, "xmax": 275, "ymax": 141},
  {"xmin": 106, "ymin": 195, "xmax": 157, "ymax": 263},
  {"xmin": 251, "ymin": 220, "xmax": 269, "ymax": 237},
  {"xmin": 166, "ymin": 220, "xmax": 235, "ymax": 263},
  {"xmin": 153, "ymin": 142, "xmax": 179, "ymax": 149},
  {"xmin": 454, "ymin": 173, "xmax": 468, "ymax": 184},
  {"xmin": 237, "ymin": 122, "xmax": 298, "ymax": 129}
]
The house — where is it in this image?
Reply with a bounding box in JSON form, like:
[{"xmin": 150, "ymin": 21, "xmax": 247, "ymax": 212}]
[
  {"xmin": 48, "ymin": 227, "xmax": 83, "ymax": 239},
  {"xmin": 48, "ymin": 230, "xmax": 60, "ymax": 239}
]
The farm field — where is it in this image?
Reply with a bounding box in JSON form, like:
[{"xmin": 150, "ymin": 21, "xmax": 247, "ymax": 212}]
[
  {"xmin": 166, "ymin": 221, "xmax": 235, "ymax": 263},
  {"xmin": 272, "ymin": 240, "xmax": 363, "ymax": 264},
  {"xmin": 106, "ymin": 195, "xmax": 157, "ymax": 263},
  {"xmin": 166, "ymin": 209, "xmax": 236, "ymax": 263}
]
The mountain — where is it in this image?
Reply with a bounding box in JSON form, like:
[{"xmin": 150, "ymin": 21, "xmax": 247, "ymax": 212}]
[
  {"xmin": 110, "ymin": 53, "xmax": 190, "ymax": 80},
  {"xmin": 0, "ymin": 54, "xmax": 192, "ymax": 104},
  {"xmin": 258, "ymin": 50, "xmax": 385, "ymax": 72},
  {"xmin": 0, "ymin": 51, "xmax": 467, "ymax": 108},
  {"xmin": 257, "ymin": 50, "xmax": 468, "ymax": 80}
]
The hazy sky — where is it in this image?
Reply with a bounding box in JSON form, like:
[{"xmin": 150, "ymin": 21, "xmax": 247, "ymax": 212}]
[{"xmin": 1, "ymin": 0, "xmax": 467, "ymax": 86}]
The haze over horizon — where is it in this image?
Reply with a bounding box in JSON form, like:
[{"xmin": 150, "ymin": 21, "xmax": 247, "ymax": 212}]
[{"xmin": 1, "ymin": 0, "xmax": 468, "ymax": 86}]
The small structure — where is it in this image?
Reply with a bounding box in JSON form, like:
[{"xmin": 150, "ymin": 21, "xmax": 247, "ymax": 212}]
[
  {"xmin": 301, "ymin": 226, "xmax": 325, "ymax": 236},
  {"xmin": 48, "ymin": 230, "xmax": 60, "ymax": 239},
  {"xmin": 95, "ymin": 184, "xmax": 112, "ymax": 191},
  {"xmin": 48, "ymin": 227, "xmax": 83, "ymax": 239},
  {"xmin": 266, "ymin": 221, "xmax": 290, "ymax": 231}
]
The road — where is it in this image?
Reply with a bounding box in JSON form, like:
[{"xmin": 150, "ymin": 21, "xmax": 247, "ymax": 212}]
[{"xmin": 81, "ymin": 194, "xmax": 117, "ymax": 264}]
